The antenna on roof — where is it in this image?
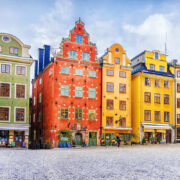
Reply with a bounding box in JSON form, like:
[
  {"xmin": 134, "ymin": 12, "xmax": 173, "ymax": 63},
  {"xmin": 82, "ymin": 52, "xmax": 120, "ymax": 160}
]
[{"xmin": 165, "ymin": 32, "xmax": 167, "ymax": 55}]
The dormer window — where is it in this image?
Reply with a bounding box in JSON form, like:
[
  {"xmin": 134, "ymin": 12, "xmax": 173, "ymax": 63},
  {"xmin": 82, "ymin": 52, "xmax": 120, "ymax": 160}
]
[
  {"xmin": 10, "ymin": 47, "xmax": 18, "ymax": 55},
  {"xmin": 69, "ymin": 50, "xmax": 76, "ymax": 59},
  {"xmin": 159, "ymin": 66, "xmax": 165, "ymax": 72},
  {"xmin": 154, "ymin": 52, "xmax": 159, "ymax": 59},
  {"xmin": 82, "ymin": 52, "xmax": 89, "ymax": 61},
  {"xmin": 2, "ymin": 36, "xmax": 11, "ymax": 43},
  {"xmin": 76, "ymin": 35, "xmax": 83, "ymax": 43},
  {"xmin": 150, "ymin": 64, "xmax": 155, "ymax": 70}
]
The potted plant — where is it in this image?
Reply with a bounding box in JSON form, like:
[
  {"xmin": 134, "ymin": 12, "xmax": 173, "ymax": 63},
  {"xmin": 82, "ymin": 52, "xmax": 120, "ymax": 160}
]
[{"xmin": 142, "ymin": 137, "xmax": 146, "ymax": 145}]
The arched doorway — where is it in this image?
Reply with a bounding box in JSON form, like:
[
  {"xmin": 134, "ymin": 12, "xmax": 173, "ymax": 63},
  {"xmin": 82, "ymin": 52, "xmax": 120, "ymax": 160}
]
[{"xmin": 75, "ymin": 132, "xmax": 82, "ymax": 146}]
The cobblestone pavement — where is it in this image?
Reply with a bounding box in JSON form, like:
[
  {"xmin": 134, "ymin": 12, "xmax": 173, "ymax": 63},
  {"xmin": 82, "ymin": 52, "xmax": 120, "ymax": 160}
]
[{"xmin": 0, "ymin": 144, "xmax": 180, "ymax": 180}]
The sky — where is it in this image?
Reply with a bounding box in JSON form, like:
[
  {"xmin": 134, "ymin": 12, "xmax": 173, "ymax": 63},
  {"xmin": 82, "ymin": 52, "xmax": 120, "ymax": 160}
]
[{"xmin": 1, "ymin": 0, "xmax": 180, "ymax": 81}]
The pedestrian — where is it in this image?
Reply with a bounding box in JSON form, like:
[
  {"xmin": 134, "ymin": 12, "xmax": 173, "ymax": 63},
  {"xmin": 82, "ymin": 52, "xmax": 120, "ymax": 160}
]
[{"xmin": 117, "ymin": 136, "xmax": 121, "ymax": 147}]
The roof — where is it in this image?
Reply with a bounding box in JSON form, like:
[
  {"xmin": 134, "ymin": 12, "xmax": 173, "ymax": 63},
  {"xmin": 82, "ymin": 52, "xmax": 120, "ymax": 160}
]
[
  {"xmin": 131, "ymin": 51, "xmax": 146, "ymax": 61},
  {"xmin": 132, "ymin": 62, "xmax": 174, "ymax": 77}
]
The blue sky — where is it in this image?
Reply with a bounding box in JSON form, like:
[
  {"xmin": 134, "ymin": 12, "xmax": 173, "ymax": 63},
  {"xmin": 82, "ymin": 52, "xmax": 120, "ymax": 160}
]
[{"xmin": 1, "ymin": 0, "xmax": 180, "ymax": 65}]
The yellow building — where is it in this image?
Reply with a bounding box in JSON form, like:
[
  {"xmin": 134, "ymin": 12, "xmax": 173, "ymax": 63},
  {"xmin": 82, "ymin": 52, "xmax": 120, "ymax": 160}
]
[
  {"xmin": 101, "ymin": 44, "xmax": 132, "ymax": 145},
  {"xmin": 131, "ymin": 50, "xmax": 175, "ymax": 144}
]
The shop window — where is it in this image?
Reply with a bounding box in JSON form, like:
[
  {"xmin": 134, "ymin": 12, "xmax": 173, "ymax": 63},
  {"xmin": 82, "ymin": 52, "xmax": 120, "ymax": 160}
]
[
  {"xmin": 107, "ymin": 82, "xmax": 114, "ymax": 92},
  {"xmin": 1, "ymin": 64, "xmax": 10, "ymax": 74},
  {"xmin": 75, "ymin": 86, "xmax": 83, "ymax": 98},
  {"xmin": 177, "ymin": 71, "xmax": 180, "ymax": 78},
  {"xmin": 106, "ymin": 117, "xmax": 113, "ymax": 126},
  {"xmin": 177, "ymin": 98, "xmax": 180, "ymax": 108},
  {"xmin": 16, "ymin": 84, "xmax": 25, "ymax": 98},
  {"xmin": 154, "ymin": 93, "xmax": 160, "ymax": 104},
  {"xmin": 119, "ymin": 117, "xmax": 126, "ymax": 127},
  {"xmin": 69, "ymin": 50, "xmax": 76, "ymax": 59},
  {"xmin": 106, "ymin": 99, "xmax": 114, "ymax": 110},
  {"xmin": 114, "ymin": 57, "xmax": 120, "ymax": 64},
  {"xmin": 61, "ymin": 85, "xmax": 69, "ymax": 97},
  {"xmin": 88, "ymin": 88, "xmax": 96, "ymax": 99},
  {"xmin": 177, "ymin": 83, "xmax": 180, "ymax": 93},
  {"xmin": 61, "ymin": 67, "xmax": 69, "ymax": 74},
  {"xmin": 145, "ymin": 78, "xmax": 151, "ymax": 86},
  {"xmin": 107, "ymin": 70, "xmax": 114, "ymax": 76},
  {"xmin": 9, "ymin": 47, "xmax": 18, "ymax": 55},
  {"xmin": 0, "ymin": 107, "xmax": 9, "ymax": 121},
  {"xmin": 75, "ymin": 68, "xmax": 83, "ymax": 76},
  {"xmin": 16, "ymin": 66, "xmax": 26, "ymax": 75},
  {"xmin": 164, "ymin": 81, "xmax": 169, "ymax": 88},
  {"xmin": 144, "ymin": 92, "xmax": 151, "ymax": 103},
  {"xmin": 154, "ymin": 111, "xmax": 161, "ymax": 122},
  {"xmin": 0, "ymin": 130, "xmax": 9, "ymax": 142},
  {"xmin": 39, "ymin": 93, "xmax": 41, "ymax": 103},
  {"xmin": 150, "ymin": 64, "xmax": 155, "ymax": 70},
  {"xmin": 60, "ymin": 107, "xmax": 68, "ymax": 119},
  {"xmin": 88, "ymin": 109, "xmax": 96, "ymax": 120},
  {"xmin": 177, "ymin": 114, "xmax": 180, "ymax": 124},
  {"xmin": 155, "ymin": 79, "xmax": 160, "ymax": 87},
  {"xmin": 89, "ymin": 70, "xmax": 96, "ymax": 78},
  {"xmin": 82, "ymin": 52, "xmax": 89, "ymax": 61},
  {"xmin": 164, "ymin": 94, "xmax": 170, "ymax": 104},
  {"xmin": 119, "ymin": 101, "xmax": 126, "ymax": 110},
  {"xmin": 76, "ymin": 35, "xmax": 83, "ymax": 43},
  {"xmin": 164, "ymin": 111, "xmax": 170, "ymax": 122},
  {"xmin": 0, "ymin": 83, "xmax": 10, "ymax": 97},
  {"xmin": 119, "ymin": 71, "xmax": 126, "ymax": 78},
  {"xmin": 144, "ymin": 110, "xmax": 151, "ymax": 121},
  {"xmin": 119, "ymin": 84, "xmax": 126, "ymax": 93},
  {"xmin": 75, "ymin": 108, "xmax": 82, "ymax": 120},
  {"xmin": 15, "ymin": 108, "xmax": 25, "ymax": 122},
  {"xmin": 159, "ymin": 66, "xmax": 165, "ymax": 72}
]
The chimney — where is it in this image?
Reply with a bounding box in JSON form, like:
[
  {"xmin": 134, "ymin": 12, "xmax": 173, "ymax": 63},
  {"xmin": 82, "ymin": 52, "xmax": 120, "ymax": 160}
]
[
  {"xmin": 44, "ymin": 45, "xmax": 50, "ymax": 68},
  {"xmin": 38, "ymin": 48, "xmax": 44, "ymax": 73}
]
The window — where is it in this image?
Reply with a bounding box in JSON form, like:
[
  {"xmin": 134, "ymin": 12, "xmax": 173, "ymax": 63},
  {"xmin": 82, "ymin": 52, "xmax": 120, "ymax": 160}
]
[
  {"xmin": 114, "ymin": 57, "xmax": 120, "ymax": 64},
  {"xmin": 9, "ymin": 47, "xmax": 18, "ymax": 55},
  {"xmin": 33, "ymin": 113, "xmax": 35, "ymax": 122},
  {"xmin": 39, "ymin": 79, "xmax": 42, "ymax": 85},
  {"xmin": 33, "ymin": 97, "xmax": 36, "ymax": 106},
  {"xmin": 155, "ymin": 79, "xmax": 160, "ymax": 87},
  {"xmin": 154, "ymin": 111, "xmax": 161, "ymax": 122},
  {"xmin": 49, "ymin": 69, "xmax": 52, "ymax": 76},
  {"xmin": 75, "ymin": 108, "xmax": 82, "ymax": 120},
  {"xmin": 107, "ymin": 70, "xmax": 114, "ymax": 76},
  {"xmin": 89, "ymin": 71, "xmax": 96, "ymax": 78},
  {"xmin": 2, "ymin": 36, "xmax": 10, "ymax": 42},
  {"xmin": 177, "ymin": 98, "xmax": 180, "ymax": 108},
  {"xmin": 154, "ymin": 93, "xmax": 160, "ymax": 104},
  {"xmin": 69, "ymin": 50, "xmax": 76, "ymax": 59},
  {"xmin": 39, "ymin": 93, "xmax": 41, "ymax": 103},
  {"xmin": 150, "ymin": 64, "xmax": 155, "ymax": 70},
  {"xmin": 0, "ymin": 107, "xmax": 9, "ymax": 121},
  {"xmin": 119, "ymin": 101, "xmax": 126, "ymax": 110},
  {"xmin": 16, "ymin": 85, "xmax": 25, "ymax": 98},
  {"xmin": 38, "ymin": 112, "xmax": 41, "ymax": 122},
  {"xmin": 88, "ymin": 88, "xmax": 96, "ymax": 99},
  {"xmin": 61, "ymin": 85, "xmax": 69, "ymax": 97},
  {"xmin": 119, "ymin": 117, "xmax": 126, "ymax": 127},
  {"xmin": 106, "ymin": 99, "xmax": 114, "ymax": 110},
  {"xmin": 107, "ymin": 82, "xmax": 114, "ymax": 92},
  {"xmin": 177, "ymin": 84, "xmax": 180, "ymax": 93},
  {"xmin": 61, "ymin": 67, "xmax": 69, "ymax": 74},
  {"xmin": 34, "ymin": 83, "xmax": 36, "ymax": 89},
  {"xmin": 164, "ymin": 94, "xmax": 170, "ymax": 104},
  {"xmin": 115, "ymin": 48, "xmax": 119, "ymax": 52},
  {"xmin": 82, "ymin": 52, "xmax": 89, "ymax": 61},
  {"xmin": 106, "ymin": 117, "xmax": 113, "ymax": 126},
  {"xmin": 16, "ymin": 66, "xmax": 26, "ymax": 75},
  {"xmin": 75, "ymin": 86, "xmax": 83, "ymax": 98},
  {"xmin": 154, "ymin": 52, "xmax": 159, "ymax": 59},
  {"xmin": 144, "ymin": 110, "xmax": 151, "ymax": 121},
  {"xmin": 177, "ymin": 114, "xmax": 180, "ymax": 124},
  {"xmin": 76, "ymin": 35, "xmax": 83, "ymax": 43},
  {"xmin": 60, "ymin": 107, "xmax": 68, "ymax": 119},
  {"xmin": 145, "ymin": 78, "xmax": 151, "ymax": 86},
  {"xmin": 15, "ymin": 108, "xmax": 25, "ymax": 122},
  {"xmin": 1, "ymin": 64, "xmax": 10, "ymax": 73},
  {"xmin": 0, "ymin": 83, "xmax": 10, "ymax": 97},
  {"xmin": 177, "ymin": 71, "xmax": 180, "ymax": 77},
  {"xmin": 144, "ymin": 92, "xmax": 151, "ymax": 103},
  {"xmin": 164, "ymin": 81, "xmax": 169, "ymax": 88},
  {"xmin": 119, "ymin": 71, "xmax": 126, "ymax": 78},
  {"xmin": 119, "ymin": 84, "xmax": 126, "ymax": 93},
  {"xmin": 75, "ymin": 69, "xmax": 83, "ymax": 76},
  {"xmin": 159, "ymin": 66, "xmax": 165, "ymax": 72},
  {"xmin": 88, "ymin": 109, "xmax": 96, "ymax": 120},
  {"xmin": 164, "ymin": 111, "xmax": 170, "ymax": 122}
]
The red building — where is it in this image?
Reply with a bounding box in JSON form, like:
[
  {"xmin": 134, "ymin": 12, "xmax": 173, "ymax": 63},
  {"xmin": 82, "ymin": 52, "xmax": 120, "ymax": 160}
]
[{"xmin": 31, "ymin": 18, "xmax": 102, "ymax": 148}]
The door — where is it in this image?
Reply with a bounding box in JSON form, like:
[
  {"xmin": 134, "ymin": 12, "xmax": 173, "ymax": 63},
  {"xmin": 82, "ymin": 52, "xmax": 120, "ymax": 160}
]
[
  {"xmin": 75, "ymin": 133, "xmax": 82, "ymax": 146},
  {"xmin": 89, "ymin": 132, "xmax": 97, "ymax": 146},
  {"xmin": 14, "ymin": 131, "xmax": 24, "ymax": 147},
  {"xmin": 166, "ymin": 130, "xmax": 171, "ymax": 143}
]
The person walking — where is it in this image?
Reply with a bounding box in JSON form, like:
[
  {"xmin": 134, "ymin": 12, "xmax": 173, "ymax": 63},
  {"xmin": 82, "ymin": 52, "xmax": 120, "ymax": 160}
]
[{"xmin": 117, "ymin": 136, "xmax": 121, "ymax": 147}]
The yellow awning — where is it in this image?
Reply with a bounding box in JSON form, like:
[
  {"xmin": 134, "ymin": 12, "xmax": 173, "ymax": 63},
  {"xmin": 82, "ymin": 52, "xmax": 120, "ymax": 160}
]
[
  {"xmin": 156, "ymin": 130, "xmax": 166, "ymax": 133},
  {"xmin": 144, "ymin": 129, "xmax": 154, "ymax": 133}
]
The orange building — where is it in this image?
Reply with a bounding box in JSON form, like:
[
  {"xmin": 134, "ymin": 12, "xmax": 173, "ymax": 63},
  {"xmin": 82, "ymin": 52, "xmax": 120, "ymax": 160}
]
[{"xmin": 31, "ymin": 19, "xmax": 102, "ymax": 148}]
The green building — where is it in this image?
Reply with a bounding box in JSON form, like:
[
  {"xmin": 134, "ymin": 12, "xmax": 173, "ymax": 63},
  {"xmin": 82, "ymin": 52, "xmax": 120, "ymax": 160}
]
[{"xmin": 0, "ymin": 33, "xmax": 33, "ymax": 147}]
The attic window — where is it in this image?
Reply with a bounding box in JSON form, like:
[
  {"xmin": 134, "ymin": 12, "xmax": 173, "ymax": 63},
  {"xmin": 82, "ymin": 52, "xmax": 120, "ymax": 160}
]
[
  {"xmin": 2, "ymin": 36, "xmax": 11, "ymax": 43},
  {"xmin": 154, "ymin": 52, "xmax": 159, "ymax": 59},
  {"xmin": 115, "ymin": 48, "xmax": 119, "ymax": 52}
]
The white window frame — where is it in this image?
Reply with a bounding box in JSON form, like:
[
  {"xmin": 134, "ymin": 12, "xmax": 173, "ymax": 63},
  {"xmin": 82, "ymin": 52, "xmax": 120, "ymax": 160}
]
[
  {"xmin": 33, "ymin": 96, "xmax": 36, "ymax": 106},
  {"xmin": 14, "ymin": 107, "xmax": 26, "ymax": 123},
  {"xmin": 33, "ymin": 113, "xmax": 35, "ymax": 122},
  {"xmin": 75, "ymin": 69, "xmax": 83, "ymax": 76},
  {"xmin": 0, "ymin": 106, "xmax": 11, "ymax": 122},
  {"xmin": 39, "ymin": 93, "xmax": 42, "ymax": 103},
  {"xmin": 88, "ymin": 88, "xmax": 96, "ymax": 99},
  {"xmin": 89, "ymin": 70, "xmax": 96, "ymax": 78},
  {"xmin": 15, "ymin": 83, "xmax": 26, "ymax": 99},
  {"xmin": 0, "ymin": 82, "xmax": 11, "ymax": 98},
  {"xmin": 15, "ymin": 65, "xmax": 27, "ymax": 76},
  {"xmin": 0, "ymin": 63, "xmax": 11, "ymax": 74}
]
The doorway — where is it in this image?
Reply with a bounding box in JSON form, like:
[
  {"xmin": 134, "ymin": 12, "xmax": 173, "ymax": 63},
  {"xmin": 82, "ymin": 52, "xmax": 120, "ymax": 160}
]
[
  {"xmin": 166, "ymin": 130, "xmax": 171, "ymax": 143},
  {"xmin": 75, "ymin": 132, "xmax": 82, "ymax": 146},
  {"xmin": 14, "ymin": 131, "xmax": 24, "ymax": 147},
  {"xmin": 89, "ymin": 132, "xmax": 97, "ymax": 146}
]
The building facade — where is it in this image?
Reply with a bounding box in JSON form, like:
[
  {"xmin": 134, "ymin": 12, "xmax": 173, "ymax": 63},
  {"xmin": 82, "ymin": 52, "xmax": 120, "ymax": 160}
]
[
  {"xmin": 131, "ymin": 50, "xmax": 174, "ymax": 144},
  {"xmin": 31, "ymin": 19, "xmax": 101, "ymax": 147},
  {"xmin": 101, "ymin": 44, "xmax": 132, "ymax": 145},
  {"xmin": 0, "ymin": 33, "xmax": 33, "ymax": 147}
]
